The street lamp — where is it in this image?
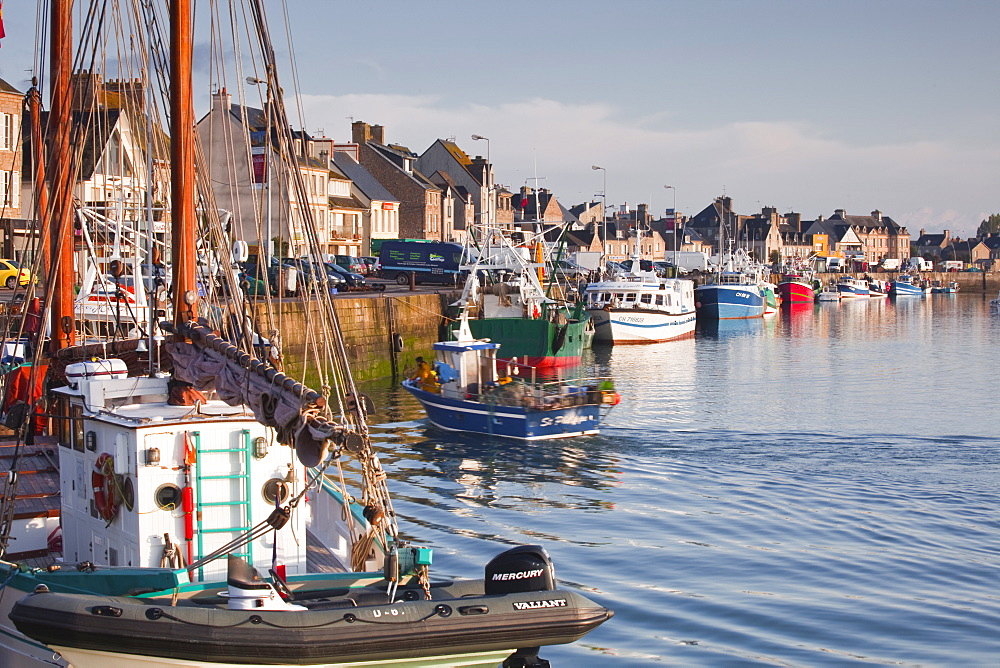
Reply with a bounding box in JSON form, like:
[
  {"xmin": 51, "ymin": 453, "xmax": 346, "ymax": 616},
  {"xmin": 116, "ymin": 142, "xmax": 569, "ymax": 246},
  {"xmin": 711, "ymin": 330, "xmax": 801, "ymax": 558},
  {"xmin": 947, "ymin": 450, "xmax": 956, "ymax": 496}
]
[
  {"xmin": 471, "ymin": 135, "xmax": 492, "ymax": 230},
  {"xmin": 592, "ymin": 166, "xmax": 606, "ymax": 265},
  {"xmin": 664, "ymin": 185, "xmax": 677, "ymax": 265}
]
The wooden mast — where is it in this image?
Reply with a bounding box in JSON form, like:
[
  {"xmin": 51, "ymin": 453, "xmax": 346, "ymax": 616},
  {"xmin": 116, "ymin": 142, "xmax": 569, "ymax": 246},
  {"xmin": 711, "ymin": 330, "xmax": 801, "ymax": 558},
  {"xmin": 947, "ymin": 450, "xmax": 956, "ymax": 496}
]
[
  {"xmin": 27, "ymin": 82, "xmax": 49, "ymax": 280},
  {"xmin": 47, "ymin": 0, "xmax": 74, "ymax": 354},
  {"xmin": 170, "ymin": 0, "xmax": 197, "ymax": 327}
]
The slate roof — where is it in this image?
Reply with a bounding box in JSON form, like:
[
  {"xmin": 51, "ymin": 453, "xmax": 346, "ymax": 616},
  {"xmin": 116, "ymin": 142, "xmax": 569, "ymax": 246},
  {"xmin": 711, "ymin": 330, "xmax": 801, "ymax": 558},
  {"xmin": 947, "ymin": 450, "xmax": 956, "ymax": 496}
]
[
  {"xmin": 914, "ymin": 233, "xmax": 948, "ymax": 247},
  {"xmin": 332, "ymin": 152, "xmax": 397, "ymax": 202},
  {"xmin": 0, "ymin": 78, "xmax": 22, "ymax": 95},
  {"xmin": 565, "ymin": 228, "xmax": 595, "ymax": 247},
  {"xmin": 980, "ymin": 235, "xmax": 1000, "ymax": 251},
  {"xmin": 367, "ymin": 142, "xmax": 440, "ymax": 191},
  {"xmin": 829, "ymin": 211, "xmax": 905, "ymax": 233},
  {"xmin": 22, "ymin": 109, "xmax": 128, "ymax": 181}
]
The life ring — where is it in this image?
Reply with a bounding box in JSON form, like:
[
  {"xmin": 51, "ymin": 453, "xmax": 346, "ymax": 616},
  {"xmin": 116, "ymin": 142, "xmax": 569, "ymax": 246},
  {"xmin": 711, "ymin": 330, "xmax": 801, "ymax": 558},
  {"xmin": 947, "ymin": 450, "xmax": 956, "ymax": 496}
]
[{"xmin": 92, "ymin": 453, "xmax": 120, "ymax": 523}]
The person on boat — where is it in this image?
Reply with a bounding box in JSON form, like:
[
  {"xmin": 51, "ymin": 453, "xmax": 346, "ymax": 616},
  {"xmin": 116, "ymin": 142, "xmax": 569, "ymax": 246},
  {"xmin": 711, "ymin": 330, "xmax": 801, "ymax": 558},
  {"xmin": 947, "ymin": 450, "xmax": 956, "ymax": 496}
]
[{"xmin": 412, "ymin": 356, "xmax": 439, "ymax": 393}]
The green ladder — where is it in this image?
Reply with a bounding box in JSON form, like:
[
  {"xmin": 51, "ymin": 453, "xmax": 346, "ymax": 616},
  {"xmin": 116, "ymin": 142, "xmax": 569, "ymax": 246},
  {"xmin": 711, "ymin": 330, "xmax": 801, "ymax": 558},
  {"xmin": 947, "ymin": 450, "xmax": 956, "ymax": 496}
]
[{"xmin": 192, "ymin": 430, "xmax": 254, "ymax": 581}]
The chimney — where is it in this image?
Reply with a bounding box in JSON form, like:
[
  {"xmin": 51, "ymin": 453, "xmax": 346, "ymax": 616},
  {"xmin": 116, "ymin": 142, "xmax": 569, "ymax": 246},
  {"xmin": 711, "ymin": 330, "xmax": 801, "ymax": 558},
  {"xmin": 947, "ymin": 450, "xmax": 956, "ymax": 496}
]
[
  {"xmin": 71, "ymin": 70, "xmax": 104, "ymax": 111},
  {"xmin": 334, "ymin": 143, "xmax": 360, "ymax": 161},
  {"xmin": 351, "ymin": 121, "xmax": 372, "ymax": 144},
  {"xmin": 103, "ymin": 78, "xmax": 146, "ymax": 114},
  {"xmin": 920, "ymin": 228, "xmax": 925, "ymax": 238},
  {"xmin": 371, "ymin": 124, "xmax": 385, "ymax": 144},
  {"xmin": 871, "ymin": 209, "xmax": 882, "ymax": 222},
  {"xmin": 213, "ymin": 88, "xmax": 231, "ymax": 111},
  {"xmin": 834, "ymin": 209, "xmax": 846, "ymax": 219},
  {"xmin": 943, "ymin": 229, "xmax": 950, "ymax": 243}
]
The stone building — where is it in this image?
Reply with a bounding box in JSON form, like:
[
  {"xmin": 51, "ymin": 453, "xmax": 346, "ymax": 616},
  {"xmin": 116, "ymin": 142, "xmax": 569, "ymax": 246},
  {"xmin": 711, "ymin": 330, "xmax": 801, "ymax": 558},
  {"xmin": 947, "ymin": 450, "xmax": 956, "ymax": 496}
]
[{"xmin": 351, "ymin": 122, "xmax": 442, "ymax": 241}]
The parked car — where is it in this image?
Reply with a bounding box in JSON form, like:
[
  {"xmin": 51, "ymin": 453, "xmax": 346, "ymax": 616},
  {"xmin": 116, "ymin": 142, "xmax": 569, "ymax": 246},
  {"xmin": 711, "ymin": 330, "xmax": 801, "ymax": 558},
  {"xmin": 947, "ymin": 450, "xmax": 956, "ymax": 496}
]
[
  {"xmin": 241, "ymin": 255, "xmax": 281, "ymax": 295},
  {"xmin": 333, "ymin": 255, "xmax": 367, "ymax": 275},
  {"xmin": 359, "ymin": 256, "xmax": 381, "ymax": 275},
  {"xmin": 0, "ymin": 259, "xmax": 35, "ymax": 289},
  {"xmin": 652, "ymin": 260, "xmax": 688, "ymax": 276},
  {"xmin": 549, "ymin": 259, "xmax": 590, "ymax": 282},
  {"xmin": 324, "ymin": 262, "xmax": 367, "ymax": 289},
  {"xmin": 297, "ymin": 259, "xmax": 348, "ymax": 290}
]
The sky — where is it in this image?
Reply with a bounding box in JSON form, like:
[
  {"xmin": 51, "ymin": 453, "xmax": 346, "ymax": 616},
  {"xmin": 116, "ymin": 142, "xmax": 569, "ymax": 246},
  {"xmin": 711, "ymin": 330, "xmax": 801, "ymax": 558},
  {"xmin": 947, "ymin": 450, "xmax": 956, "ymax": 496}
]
[{"xmin": 2, "ymin": 0, "xmax": 998, "ymax": 236}]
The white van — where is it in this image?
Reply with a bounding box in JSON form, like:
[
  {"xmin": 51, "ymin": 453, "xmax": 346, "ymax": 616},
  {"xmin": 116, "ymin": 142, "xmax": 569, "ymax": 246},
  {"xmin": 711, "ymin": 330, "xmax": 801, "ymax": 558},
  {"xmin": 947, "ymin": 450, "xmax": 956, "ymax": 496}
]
[
  {"xmin": 880, "ymin": 258, "xmax": 901, "ymax": 271},
  {"xmin": 907, "ymin": 257, "xmax": 933, "ymax": 272},
  {"xmin": 825, "ymin": 257, "xmax": 845, "ymax": 272}
]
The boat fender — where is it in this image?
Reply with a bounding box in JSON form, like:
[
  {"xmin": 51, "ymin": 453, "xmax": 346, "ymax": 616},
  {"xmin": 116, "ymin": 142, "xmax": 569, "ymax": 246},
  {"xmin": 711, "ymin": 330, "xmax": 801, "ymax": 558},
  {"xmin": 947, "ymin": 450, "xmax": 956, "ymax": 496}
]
[
  {"xmin": 92, "ymin": 453, "xmax": 120, "ymax": 523},
  {"xmin": 392, "ymin": 333, "xmax": 404, "ymax": 352},
  {"xmin": 485, "ymin": 545, "xmax": 555, "ymax": 595}
]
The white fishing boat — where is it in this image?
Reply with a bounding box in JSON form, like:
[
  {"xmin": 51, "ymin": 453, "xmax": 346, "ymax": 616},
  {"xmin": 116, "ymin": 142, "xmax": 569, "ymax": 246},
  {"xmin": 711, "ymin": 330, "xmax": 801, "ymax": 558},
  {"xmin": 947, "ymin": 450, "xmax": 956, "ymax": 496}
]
[
  {"xmin": 817, "ymin": 285, "xmax": 842, "ymax": 302},
  {"xmin": 0, "ymin": 2, "xmax": 612, "ymax": 667},
  {"xmin": 584, "ymin": 251, "xmax": 696, "ymax": 344}
]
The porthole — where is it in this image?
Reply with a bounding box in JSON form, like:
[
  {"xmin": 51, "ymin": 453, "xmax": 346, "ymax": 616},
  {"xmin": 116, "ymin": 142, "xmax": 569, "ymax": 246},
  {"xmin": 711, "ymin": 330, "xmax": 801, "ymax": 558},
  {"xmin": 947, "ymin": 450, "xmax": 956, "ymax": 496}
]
[
  {"xmin": 154, "ymin": 484, "xmax": 182, "ymax": 511},
  {"xmin": 261, "ymin": 479, "xmax": 290, "ymax": 506}
]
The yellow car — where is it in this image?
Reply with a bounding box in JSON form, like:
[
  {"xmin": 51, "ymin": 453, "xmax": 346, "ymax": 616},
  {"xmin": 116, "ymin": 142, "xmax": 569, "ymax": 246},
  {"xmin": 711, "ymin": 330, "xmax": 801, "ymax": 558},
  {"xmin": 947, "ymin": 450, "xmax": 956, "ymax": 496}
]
[{"xmin": 0, "ymin": 259, "xmax": 34, "ymax": 289}]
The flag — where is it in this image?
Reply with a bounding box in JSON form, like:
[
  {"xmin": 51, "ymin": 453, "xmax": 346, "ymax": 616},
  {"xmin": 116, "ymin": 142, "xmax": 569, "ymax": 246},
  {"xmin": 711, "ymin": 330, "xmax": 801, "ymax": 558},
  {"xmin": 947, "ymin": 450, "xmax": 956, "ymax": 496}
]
[
  {"xmin": 520, "ymin": 190, "xmax": 528, "ymax": 209},
  {"xmin": 665, "ymin": 208, "xmax": 676, "ymax": 230},
  {"xmin": 0, "ymin": 1, "xmax": 6, "ymax": 44}
]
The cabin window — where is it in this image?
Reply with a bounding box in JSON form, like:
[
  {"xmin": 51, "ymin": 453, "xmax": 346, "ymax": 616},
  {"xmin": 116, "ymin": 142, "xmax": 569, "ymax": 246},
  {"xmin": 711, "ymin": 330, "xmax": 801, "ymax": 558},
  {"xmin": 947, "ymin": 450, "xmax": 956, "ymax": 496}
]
[
  {"xmin": 72, "ymin": 406, "xmax": 84, "ymax": 452},
  {"xmin": 154, "ymin": 484, "xmax": 182, "ymax": 511},
  {"xmin": 640, "ymin": 294, "xmax": 653, "ymax": 304},
  {"xmin": 655, "ymin": 295, "xmax": 664, "ymax": 306},
  {"xmin": 261, "ymin": 479, "xmax": 290, "ymax": 505}
]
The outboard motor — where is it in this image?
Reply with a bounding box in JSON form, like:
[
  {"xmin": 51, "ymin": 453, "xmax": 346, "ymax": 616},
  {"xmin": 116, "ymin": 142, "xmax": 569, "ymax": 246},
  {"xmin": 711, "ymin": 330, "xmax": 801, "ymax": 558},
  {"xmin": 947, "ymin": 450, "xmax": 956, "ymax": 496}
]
[{"xmin": 484, "ymin": 545, "xmax": 555, "ymax": 595}]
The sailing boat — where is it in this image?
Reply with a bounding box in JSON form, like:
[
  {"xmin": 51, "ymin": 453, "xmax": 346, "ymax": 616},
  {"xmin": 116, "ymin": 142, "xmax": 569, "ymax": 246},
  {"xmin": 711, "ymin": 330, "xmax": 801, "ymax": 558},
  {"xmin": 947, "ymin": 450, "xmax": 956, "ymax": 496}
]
[{"xmin": 0, "ymin": 2, "xmax": 611, "ymax": 666}]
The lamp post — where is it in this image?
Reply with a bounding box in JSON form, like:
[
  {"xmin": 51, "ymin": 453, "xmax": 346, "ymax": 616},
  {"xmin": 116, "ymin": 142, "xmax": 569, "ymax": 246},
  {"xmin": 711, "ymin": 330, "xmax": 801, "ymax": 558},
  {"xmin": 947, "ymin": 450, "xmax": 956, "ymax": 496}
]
[
  {"xmin": 664, "ymin": 185, "xmax": 676, "ymax": 267},
  {"xmin": 592, "ymin": 165, "xmax": 606, "ymax": 266},
  {"xmin": 471, "ymin": 134, "xmax": 492, "ymax": 232}
]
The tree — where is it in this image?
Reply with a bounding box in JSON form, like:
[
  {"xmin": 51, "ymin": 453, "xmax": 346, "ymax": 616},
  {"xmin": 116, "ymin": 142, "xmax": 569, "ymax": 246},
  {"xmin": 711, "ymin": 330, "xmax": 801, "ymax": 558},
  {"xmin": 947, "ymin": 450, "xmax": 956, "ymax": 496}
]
[
  {"xmin": 769, "ymin": 249, "xmax": 782, "ymax": 266},
  {"xmin": 976, "ymin": 213, "xmax": 1000, "ymax": 238}
]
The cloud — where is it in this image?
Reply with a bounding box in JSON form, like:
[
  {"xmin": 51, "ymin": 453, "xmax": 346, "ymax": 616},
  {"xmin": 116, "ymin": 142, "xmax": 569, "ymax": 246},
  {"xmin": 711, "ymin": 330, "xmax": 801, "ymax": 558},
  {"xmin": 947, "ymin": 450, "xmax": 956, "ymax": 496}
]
[{"xmin": 298, "ymin": 93, "xmax": 998, "ymax": 237}]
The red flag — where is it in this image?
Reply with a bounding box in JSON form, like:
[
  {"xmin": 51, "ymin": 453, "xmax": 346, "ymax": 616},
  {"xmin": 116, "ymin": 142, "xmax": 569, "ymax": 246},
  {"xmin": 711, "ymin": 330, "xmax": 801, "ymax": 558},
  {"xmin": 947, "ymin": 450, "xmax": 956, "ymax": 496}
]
[
  {"xmin": 520, "ymin": 192, "xmax": 528, "ymax": 208},
  {"xmin": 0, "ymin": 2, "xmax": 6, "ymax": 44}
]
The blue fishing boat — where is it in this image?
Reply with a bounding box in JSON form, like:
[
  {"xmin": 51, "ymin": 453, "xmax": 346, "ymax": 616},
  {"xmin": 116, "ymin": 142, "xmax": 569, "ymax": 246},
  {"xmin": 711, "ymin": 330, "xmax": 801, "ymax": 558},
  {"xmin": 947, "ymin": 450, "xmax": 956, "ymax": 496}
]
[
  {"xmin": 889, "ymin": 275, "xmax": 926, "ymax": 297},
  {"xmin": 695, "ymin": 249, "xmax": 767, "ymax": 320},
  {"xmin": 402, "ymin": 321, "xmax": 619, "ymax": 439},
  {"xmin": 836, "ymin": 276, "xmax": 871, "ymax": 298},
  {"xmin": 695, "ymin": 272, "xmax": 766, "ymax": 319}
]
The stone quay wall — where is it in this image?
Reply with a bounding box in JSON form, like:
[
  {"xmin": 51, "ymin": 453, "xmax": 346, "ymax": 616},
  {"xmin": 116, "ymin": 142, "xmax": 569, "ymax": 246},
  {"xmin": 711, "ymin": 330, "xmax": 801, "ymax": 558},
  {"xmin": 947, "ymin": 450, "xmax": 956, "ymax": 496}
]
[{"xmin": 258, "ymin": 292, "xmax": 457, "ymax": 382}]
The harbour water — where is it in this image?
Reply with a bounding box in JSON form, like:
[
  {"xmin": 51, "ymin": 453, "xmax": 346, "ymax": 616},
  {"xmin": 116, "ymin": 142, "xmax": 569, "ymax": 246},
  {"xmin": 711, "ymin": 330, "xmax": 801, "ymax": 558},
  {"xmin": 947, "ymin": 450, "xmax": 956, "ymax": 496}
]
[{"xmin": 362, "ymin": 293, "xmax": 1000, "ymax": 666}]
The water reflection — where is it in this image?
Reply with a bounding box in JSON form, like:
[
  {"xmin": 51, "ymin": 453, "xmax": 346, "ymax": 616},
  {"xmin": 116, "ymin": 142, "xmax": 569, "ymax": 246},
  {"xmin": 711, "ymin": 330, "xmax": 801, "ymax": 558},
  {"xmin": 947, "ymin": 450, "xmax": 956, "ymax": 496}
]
[{"xmin": 696, "ymin": 317, "xmax": 765, "ymax": 339}]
